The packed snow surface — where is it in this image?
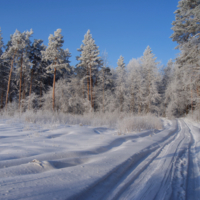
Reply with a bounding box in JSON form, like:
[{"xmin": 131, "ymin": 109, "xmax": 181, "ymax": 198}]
[{"xmin": 0, "ymin": 118, "xmax": 200, "ymax": 200}]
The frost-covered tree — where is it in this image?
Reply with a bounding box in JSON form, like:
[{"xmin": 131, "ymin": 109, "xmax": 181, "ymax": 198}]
[
  {"xmin": 171, "ymin": 0, "xmax": 200, "ymax": 46},
  {"xmin": 76, "ymin": 45, "xmax": 89, "ymax": 101},
  {"xmin": 95, "ymin": 50, "xmax": 112, "ymax": 112},
  {"xmin": 126, "ymin": 58, "xmax": 145, "ymax": 114},
  {"xmin": 165, "ymin": 60, "xmax": 189, "ymax": 117},
  {"xmin": 163, "ymin": 59, "xmax": 174, "ymax": 91},
  {"xmin": 115, "ymin": 55, "xmax": 126, "ymax": 112},
  {"xmin": 28, "ymin": 39, "xmax": 47, "ymax": 109},
  {"xmin": 0, "ymin": 28, "xmax": 3, "ymax": 56},
  {"xmin": 169, "ymin": 0, "xmax": 200, "ymax": 117},
  {"xmin": 42, "ymin": 77, "xmax": 90, "ymax": 114},
  {"xmin": 161, "ymin": 59, "xmax": 174, "ymax": 116},
  {"xmin": 77, "ymin": 30, "xmax": 100, "ymax": 109},
  {"xmin": 41, "ymin": 29, "xmax": 71, "ymax": 111},
  {"xmin": 16, "ymin": 52, "xmax": 32, "ymax": 110},
  {"xmin": 16, "ymin": 31, "xmax": 33, "ymax": 110},
  {"xmin": 176, "ymin": 34, "xmax": 200, "ymax": 113},
  {"xmin": 141, "ymin": 46, "xmax": 160, "ymax": 114},
  {"xmin": 0, "ymin": 28, "xmax": 5, "ymax": 108},
  {"xmin": 1, "ymin": 29, "xmax": 33, "ymax": 110}
]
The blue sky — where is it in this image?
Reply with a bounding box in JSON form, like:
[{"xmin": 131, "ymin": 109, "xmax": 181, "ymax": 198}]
[{"xmin": 0, "ymin": 0, "xmax": 179, "ymax": 68}]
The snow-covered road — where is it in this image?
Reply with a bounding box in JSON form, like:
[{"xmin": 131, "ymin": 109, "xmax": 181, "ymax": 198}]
[{"xmin": 0, "ymin": 119, "xmax": 199, "ymax": 200}]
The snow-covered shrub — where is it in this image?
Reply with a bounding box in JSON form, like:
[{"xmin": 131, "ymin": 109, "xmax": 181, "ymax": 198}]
[
  {"xmin": 15, "ymin": 110, "xmax": 162, "ymax": 134},
  {"xmin": 22, "ymin": 93, "xmax": 39, "ymax": 111},
  {"xmin": 2, "ymin": 101, "xmax": 18, "ymax": 116},
  {"xmin": 41, "ymin": 78, "xmax": 91, "ymax": 114},
  {"xmin": 165, "ymin": 102, "xmax": 176, "ymax": 119},
  {"xmin": 117, "ymin": 114, "xmax": 162, "ymax": 134},
  {"xmin": 187, "ymin": 109, "xmax": 200, "ymax": 122}
]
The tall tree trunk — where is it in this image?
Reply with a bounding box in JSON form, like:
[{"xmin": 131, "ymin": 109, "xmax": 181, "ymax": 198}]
[
  {"xmin": 5, "ymin": 51, "xmax": 17, "ymax": 110},
  {"xmin": 9, "ymin": 95, "xmax": 12, "ymax": 103},
  {"xmin": 120, "ymin": 93, "xmax": 123, "ymax": 112},
  {"xmin": 190, "ymin": 71, "xmax": 194, "ymax": 114},
  {"xmin": 146, "ymin": 72, "xmax": 150, "ymax": 113},
  {"xmin": 87, "ymin": 67, "xmax": 90, "ymax": 101},
  {"xmin": 89, "ymin": 65, "xmax": 93, "ymax": 109},
  {"xmin": 28, "ymin": 69, "xmax": 33, "ymax": 110},
  {"xmin": 138, "ymin": 103, "xmax": 141, "ymax": 115},
  {"xmin": 1, "ymin": 84, "xmax": 4, "ymax": 109},
  {"xmin": 40, "ymin": 81, "xmax": 43, "ymax": 98},
  {"xmin": 21, "ymin": 72, "xmax": 26, "ymax": 110},
  {"xmin": 52, "ymin": 68, "xmax": 56, "ymax": 111},
  {"xmin": 131, "ymin": 91, "xmax": 135, "ymax": 113},
  {"xmin": 197, "ymin": 84, "xmax": 199, "ymax": 110},
  {"xmin": 19, "ymin": 53, "xmax": 23, "ymax": 109},
  {"xmin": 82, "ymin": 81, "xmax": 85, "ymax": 99},
  {"xmin": 39, "ymin": 80, "xmax": 43, "ymax": 108},
  {"xmin": 147, "ymin": 100, "xmax": 150, "ymax": 114},
  {"xmin": 138, "ymin": 88, "xmax": 141, "ymax": 115},
  {"xmin": 191, "ymin": 87, "xmax": 193, "ymax": 114},
  {"xmin": 92, "ymin": 77, "xmax": 97, "ymax": 109}
]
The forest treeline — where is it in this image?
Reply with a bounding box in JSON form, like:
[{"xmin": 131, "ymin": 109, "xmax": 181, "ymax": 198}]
[{"xmin": 0, "ymin": 0, "xmax": 199, "ymax": 118}]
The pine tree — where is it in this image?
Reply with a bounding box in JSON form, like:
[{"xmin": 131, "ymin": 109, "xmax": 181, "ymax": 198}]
[
  {"xmin": 170, "ymin": 0, "xmax": 200, "ymax": 115},
  {"xmin": 41, "ymin": 29, "xmax": 71, "ymax": 111},
  {"xmin": 29, "ymin": 39, "xmax": 47, "ymax": 109},
  {"xmin": 16, "ymin": 31, "xmax": 33, "ymax": 110},
  {"xmin": 0, "ymin": 28, "xmax": 3, "ymax": 56},
  {"xmin": 141, "ymin": 46, "xmax": 160, "ymax": 114},
  {"xmin": 165, "ymin": 61, "xmax": 189, "ymax": 117},
  {"xmin": 77, "ymin": 30, "xmax": 100, "ymax": 109},
  {"xmin": 126, "ymin": 58, "xmax": 145, "ymax": 114},
  {"xmin": 95, "ymin": 50, "xmax": 112, "ymax": 112},
  {"xmin": 176, "ymin": 35, "xmax": 200, "ymax": 114},
  {"xmin": 0, "ymin": 28, "xmax": 5, "ymax": 109},
  {"xmin": 171, "ymin": 0, "xmax": 200, "ymax": 46},
  {"xmin": 161, "ymin": 59, "xmax": 174, "ymax": 116},
  {"xmin": 1, "ymin": 29, "xmax": 33, "ymax": 110},
  {"xmin": 115, "ymin": 55, "xmax": 126, "ymax": 112}
]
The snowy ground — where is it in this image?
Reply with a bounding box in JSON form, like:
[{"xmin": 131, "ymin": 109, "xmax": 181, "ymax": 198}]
[{"xmin": 0, "ymin": 118, "xmax": 200, "ymax": 200}]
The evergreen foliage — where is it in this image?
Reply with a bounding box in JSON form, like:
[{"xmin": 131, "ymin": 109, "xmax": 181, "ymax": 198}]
[
  {"xmin": 171, "ymin": 0, "xmax": 200, "ymax": 45},
  {"xmin": 41, "ymin": 29, "xmax": 71, "ymax": 111}
]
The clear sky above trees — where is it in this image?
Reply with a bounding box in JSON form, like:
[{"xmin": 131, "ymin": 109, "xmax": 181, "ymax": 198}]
[{"xmin": 0, "ymin": 0, "xmax": 179, "ymax": 67}]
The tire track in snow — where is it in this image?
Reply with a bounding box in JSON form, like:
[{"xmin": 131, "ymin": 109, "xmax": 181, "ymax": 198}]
[
  {"xmin": 70, "ymin": 119, "xmax": 192, "ymax": 200},
  {"xmin": 118, "ymin": 119, "xmax": 198, "ymax": 200},
  {"xmin": 118, "ymin": 119, "xmax": 188, "ymax": 200},
  {"xmin": 183, "ymin": 120, "xmax": 200, "ymax": 200},
  {"xmin": 67, "ymin": 120, "xmax": 179, "ymax": 200},
  {"xmin": 155, "ymin": 119, "xmax": 190, "ymax": 200}
]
